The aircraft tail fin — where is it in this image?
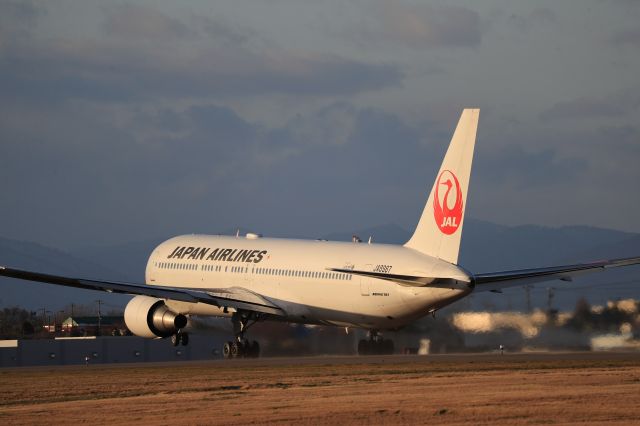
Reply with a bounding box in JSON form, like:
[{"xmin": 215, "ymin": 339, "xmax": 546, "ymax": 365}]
[{"xmin": 404, "ymin": 109, "xmax": 479, "ymax": 265}]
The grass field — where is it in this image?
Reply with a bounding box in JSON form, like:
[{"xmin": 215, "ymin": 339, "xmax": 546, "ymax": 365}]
[{"xmin": 2, "ymin": 354, "xmax": 640, "ymax": 425}]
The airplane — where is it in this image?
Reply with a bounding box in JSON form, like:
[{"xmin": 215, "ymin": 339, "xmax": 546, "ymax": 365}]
[{"xmin": 2, "ymin": 108, "xmax": 639, "ymax": 358}]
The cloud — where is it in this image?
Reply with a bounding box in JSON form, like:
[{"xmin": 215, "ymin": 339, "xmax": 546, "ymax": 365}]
[
  {"xmin": 0, "ymin": 16, "xmax": 402, "ymax": 103},
  {"xmin": 539, "ymin": 91, "xmax": 640, "ymax": 122},
  {"xmin": 103, "ymin": 4, "xmax": 193, "ymax": 41},
  {"xmin": 102, "ymin": 4, "xmax": 252, "ymax": 46},
  {"xmin": 0, "ymin": 100, "xmax": 436, "ymax": 246},
  {"xmin": 476, "ymin": 145, "xmax": 588, "ymax": 189},
  {"xmin": 609, "ymin": 28, "xmax": 640, "ymax": 47},
  {"xmin": 0, "ymin": 0, "xmax": 42, "ymax": 41},
  {"xmin": 350, "ymin": 3, "xmax": 482, "ymax": 49},
  {"xmin": 195, "ymin": 16, "xmax": 252, "ymax": 46},
  {"xmin": 507, "ymin": 7, "xmax": 557, "ymax": 32}
]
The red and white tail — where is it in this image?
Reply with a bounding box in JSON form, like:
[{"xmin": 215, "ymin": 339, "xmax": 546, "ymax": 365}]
[{"xmin": 404, "ymin": 109, "xmax": 479, "ymax": 265}]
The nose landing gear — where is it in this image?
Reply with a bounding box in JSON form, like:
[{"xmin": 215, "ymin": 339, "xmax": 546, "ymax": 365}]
[{"xmin": 171, "ymin": 330, "xmax": 189, "ymax": 347}]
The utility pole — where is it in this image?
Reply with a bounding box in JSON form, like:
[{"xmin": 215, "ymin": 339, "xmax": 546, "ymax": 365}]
[
  {"xmin": 525, "ymin": 285, "xmax": 532, "ymax": 313},
  {"xmin": 46, "ymin": 310, "xmax": 52, "ymax": 333},
  {"xmin": 96, "ymin": 299, "xmax": 103, "ymax": 336},
  {"xmin": 58, "ymin": 310, "xmax": 65, "ymax": 334},
  {"xmin": 547, "ymin": 287, "xmax": 555, "ymax": 312},
  {"xmin": 39, "ymin": 308, "xmax": 46, "ymax": 334}
]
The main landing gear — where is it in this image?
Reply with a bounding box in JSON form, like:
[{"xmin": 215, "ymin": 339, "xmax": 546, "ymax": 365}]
[
  {"xmin": 222, "ymin": 312, "xmax": 261, "ymax": 359},
  {"xmin": 358, "ymin": 330, "xmax": 394, "ymax": 355},
  {"xmin": 171, "ymin": 330, "xmax": 189, "ymax": 347}
]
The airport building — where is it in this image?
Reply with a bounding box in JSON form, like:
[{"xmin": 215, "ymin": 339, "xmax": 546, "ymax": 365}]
[{"xmin": 0, "ymin": 334, "xmax": 226, "ymax": 367}]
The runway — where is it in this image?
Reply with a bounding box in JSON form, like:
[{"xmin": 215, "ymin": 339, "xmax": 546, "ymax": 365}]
[{"xmin": 2, "ymin": 352, "xmax": 640, "ymax": 424}]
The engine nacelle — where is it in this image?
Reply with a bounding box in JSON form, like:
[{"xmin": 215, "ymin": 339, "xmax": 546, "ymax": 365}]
[{"xmin": 124, "ymin": 295, "xmax": 188, "ymax": 338}]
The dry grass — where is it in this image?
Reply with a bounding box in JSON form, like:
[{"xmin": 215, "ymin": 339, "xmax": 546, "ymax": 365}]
[{"xmin": 2, "ymin": 356, "xmax": 640, "ymax": 425}]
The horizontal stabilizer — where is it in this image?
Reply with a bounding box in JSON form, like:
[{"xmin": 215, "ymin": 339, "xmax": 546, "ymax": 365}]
[
  {"xmin": 472, "ymin": 256, "xmax": 640, "ymax": 292},
  {"xmin": 327, "ymin": 267, "xmax": 469, "ymax": 289}
]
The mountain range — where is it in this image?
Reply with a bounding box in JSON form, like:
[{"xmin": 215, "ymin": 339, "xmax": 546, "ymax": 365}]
[{"xmin": 1, "ymin": 218, "xmax": 639, "ymax": 312}]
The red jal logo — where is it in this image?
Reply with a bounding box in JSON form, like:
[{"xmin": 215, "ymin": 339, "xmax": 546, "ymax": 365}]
[{"xmin": 433, "ymin": 169, "xmax": 463, "ymax": 235}]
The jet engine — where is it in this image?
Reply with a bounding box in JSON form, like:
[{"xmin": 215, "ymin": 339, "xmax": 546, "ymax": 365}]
[{"xmin": 124, "ymin": 295, "xmax": 188, "ymax": 338}]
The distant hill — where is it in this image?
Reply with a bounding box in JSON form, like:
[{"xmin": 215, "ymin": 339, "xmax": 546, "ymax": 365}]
[
  {"xmin": 323, "ymin": 223, "xmax": 411, "ymax": 245},
  {"xmin": 71, "ymin": 237, "xmax": 166, "ymax": 282},
  {"xmin": 1, "ymin": 220, "xmax": 639, "ymax": 312},
  {"xmin": 323, "ymin": 219, "xmax": 636, "ymax": 271},
  {"xmin": 0, "ymin": 237, "xmax": 129, "ymax": 311},
  {"xmin": 69, "ymin": 228, "xmax": 265, "ymax": 282}
]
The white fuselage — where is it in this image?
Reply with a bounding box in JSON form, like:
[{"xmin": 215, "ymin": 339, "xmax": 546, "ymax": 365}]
[{"xmin": 145, "ymin": 234, "xmax": 473, "ymax": 330}]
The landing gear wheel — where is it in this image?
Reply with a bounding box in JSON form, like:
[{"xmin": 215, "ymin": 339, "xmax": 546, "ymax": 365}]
[
  {"xmin": 223, "ymin": 341, "xmax": 232, "ymax": 359},
  {"xmin": 180, "ymin": 332, "xmax": 189, "ymax": 346},
  {"xmin": 231, "ymin": 341, "xmax": 241, "ymax": 358},
  {"xmin": 221, "ymin": 311, "xmax": 263, "ymax": 360},
  {"xmin": 358, "ymin": 332, "xmax": 394, "ymax": 355},
  {"xmin": 171, "ymin": 334, "xmax": 180, "ymax": 347}
]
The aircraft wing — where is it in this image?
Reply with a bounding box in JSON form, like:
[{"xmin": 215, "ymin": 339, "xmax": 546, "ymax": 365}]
[
  {"xmin": 0, "ymin": 266, "xmax": 284, "ymax": 316},
  {"xmin": 472, "ymin": 256, "xmax": 640, "ymax": 293}
]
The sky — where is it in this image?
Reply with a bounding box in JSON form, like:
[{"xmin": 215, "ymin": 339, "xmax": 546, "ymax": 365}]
[{"xmin": 1, "ymin": 0, "xmax": 640, "ymax": 250}]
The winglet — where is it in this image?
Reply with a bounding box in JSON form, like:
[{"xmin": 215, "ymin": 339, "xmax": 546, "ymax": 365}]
[{"xmin": 404, "ymin": 109, "xmax": 479, "ymax": 265}]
